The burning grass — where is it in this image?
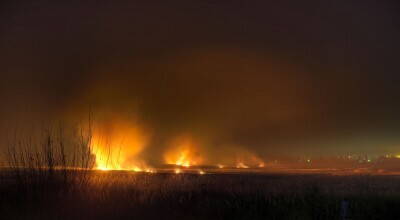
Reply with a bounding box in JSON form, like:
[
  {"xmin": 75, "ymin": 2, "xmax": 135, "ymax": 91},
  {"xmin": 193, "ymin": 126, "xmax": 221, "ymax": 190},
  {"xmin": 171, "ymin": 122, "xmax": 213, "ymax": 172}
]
[
  {"xmin": 91, "ymin": 117, "xmax": 151, "ymax": 172},
  {"xmin": 3, "ymin": 124, "xmax": 400, "ymax": 219}
]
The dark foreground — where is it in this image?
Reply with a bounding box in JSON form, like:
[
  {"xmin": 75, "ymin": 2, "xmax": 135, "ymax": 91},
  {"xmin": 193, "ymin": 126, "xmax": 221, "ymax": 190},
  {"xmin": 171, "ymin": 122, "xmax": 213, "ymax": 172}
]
[{"xmin": 2, "ymin": 170, "xmax": 400, "ymax": 220}]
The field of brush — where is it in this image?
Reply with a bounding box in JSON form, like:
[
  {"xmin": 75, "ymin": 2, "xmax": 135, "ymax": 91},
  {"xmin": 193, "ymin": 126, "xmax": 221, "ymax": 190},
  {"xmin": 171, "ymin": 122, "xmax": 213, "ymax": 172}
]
[
  {"xmin": 2, "ymin": 127, "xmax": 400, "ymax": 219},
  {"xmin": 2, "ymin": 170, "xmax": 400, "ymax": 220}
]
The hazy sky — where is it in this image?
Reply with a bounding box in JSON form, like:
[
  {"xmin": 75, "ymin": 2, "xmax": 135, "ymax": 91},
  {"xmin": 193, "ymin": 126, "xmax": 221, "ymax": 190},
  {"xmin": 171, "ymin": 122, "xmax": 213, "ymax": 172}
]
[{"xmin": 1, "ymin": 0, "xmax": 400, "ymax": 160}]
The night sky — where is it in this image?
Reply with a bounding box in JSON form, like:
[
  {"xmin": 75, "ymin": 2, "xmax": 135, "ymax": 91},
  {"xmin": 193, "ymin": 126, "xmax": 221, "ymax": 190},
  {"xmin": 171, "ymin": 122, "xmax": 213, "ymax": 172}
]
[{"xmin": 1, "ymin": 0, "xmax": 400, "ymax": 163}]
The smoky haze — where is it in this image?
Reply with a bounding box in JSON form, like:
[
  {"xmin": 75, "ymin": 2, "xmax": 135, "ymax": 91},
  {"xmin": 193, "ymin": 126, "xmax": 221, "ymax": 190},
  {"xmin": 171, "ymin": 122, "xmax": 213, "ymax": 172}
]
[{"xmin": 1, "ymin": 0, "xmax": 400, "ymax": 165}]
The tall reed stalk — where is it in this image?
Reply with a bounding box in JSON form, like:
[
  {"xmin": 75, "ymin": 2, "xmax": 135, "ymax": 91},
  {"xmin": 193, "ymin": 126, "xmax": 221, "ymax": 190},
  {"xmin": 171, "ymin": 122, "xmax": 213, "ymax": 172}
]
[{"xmin": 4, "ymin": 120, "xmax": 96, "ymax": 190}]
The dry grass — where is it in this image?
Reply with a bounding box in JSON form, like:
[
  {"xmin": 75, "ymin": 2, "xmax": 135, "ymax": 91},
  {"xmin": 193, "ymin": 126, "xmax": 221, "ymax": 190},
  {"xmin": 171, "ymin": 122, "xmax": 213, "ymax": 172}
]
[
  {"xmin": 2, "ymin": 170, "xmax": 400, "ymax": 219},
  {"xmin": 2, "ymin": 124, "xmax": 400, "ymax": 219}
]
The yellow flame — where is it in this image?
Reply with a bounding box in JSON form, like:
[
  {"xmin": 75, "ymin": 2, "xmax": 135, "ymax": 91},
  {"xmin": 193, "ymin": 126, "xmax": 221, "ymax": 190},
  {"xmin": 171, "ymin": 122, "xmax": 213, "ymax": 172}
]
[
  {"xmin": 132, "ymin": 167, "xmax": 142, "ymax": 172},
  {"xmin": 98, "ymin": 166, "xmax": 111, "ymax": 171},
  {"xmin": 236, "ymin": 162, "xmax": 249, "ymax": 168},
  {"xmin": 145, "ymin": 168, "xmax": 155, "ymax": 173},
  {"xmin": 165, "ymin": 136, "xmax": 203, "ymax": 167},
  {"xmin": 234, "ymin": 149, "xmax": 265, "ymax": 168},
  {"xmin": 175, "ymin": 150, "xmax": 195, "ymax": 167},
  {"xmin": 91, "ymin": 118, "xmax": 152, "ymax": 172}
]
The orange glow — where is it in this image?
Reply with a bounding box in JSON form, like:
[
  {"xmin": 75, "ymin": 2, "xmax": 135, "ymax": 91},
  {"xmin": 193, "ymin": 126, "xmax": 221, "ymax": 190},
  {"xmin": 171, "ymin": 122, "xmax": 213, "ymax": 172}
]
[
  {"xmin": 165, "ymin": 136, "xmax": 203, "ymax": 167},
  {"xmin": 198, "ymin": 170, "xmax": 205, "ymax": 175},
  {"xmin": 236, "ymin": 162, "xmax": 249, "ymax": 169},
  {"xmin": 234, "ymin": 149, "xmax": 265, "ymax": 168},
  {"xmin": 132, "ymin": 167, "xmax": 143, "ymax": 172},
  {"xmin": 91, "ymin": 118, "xmax": 152, "ymax": 172},
  {"xmin": 98, "ymin": 166, "xmax": 111, "ymax": 171},
  {"xmin": 175, "ymin": 168, "xmax": 182, "ymax": 174},
  {"xmin": 145, "ymin": 168, "xmax": 156, "ymax": 173}
]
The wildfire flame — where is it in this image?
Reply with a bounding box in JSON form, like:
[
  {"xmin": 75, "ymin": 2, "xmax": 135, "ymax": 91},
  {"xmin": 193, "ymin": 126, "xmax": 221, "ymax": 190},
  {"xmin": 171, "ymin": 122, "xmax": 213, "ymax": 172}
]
[
  {"xmin": 89, "ymin": 118, "xmax": 266, "ymax": 172},
  {"xmin": 236, "ymin": 162, "xmax": 249, "ymax": 169},
  {"xmin": 234, "ymin": 149, "xmax": 265, "ymax": 169},
  {"xmin": 91, "ymin": 118, "xmax": 153, "ymax": 172},
  {"xmin": 165, "ymin": 136, "xmax": 203, "ymax": 167}
]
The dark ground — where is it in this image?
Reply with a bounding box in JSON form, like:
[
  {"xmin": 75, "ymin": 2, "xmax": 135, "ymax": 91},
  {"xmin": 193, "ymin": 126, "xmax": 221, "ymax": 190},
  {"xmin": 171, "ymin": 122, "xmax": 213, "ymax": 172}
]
[{"xmin": 2, "ymin": 170, "xmax": 400, "ymax": 220}]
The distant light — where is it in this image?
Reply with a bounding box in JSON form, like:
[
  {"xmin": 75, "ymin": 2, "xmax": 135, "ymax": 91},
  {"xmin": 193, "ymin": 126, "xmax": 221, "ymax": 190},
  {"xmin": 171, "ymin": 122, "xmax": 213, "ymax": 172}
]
[
  {"xmin": 175, "ymin": 168, "xmax": 181, "ymax": 174},
  {"xmin": 307, "ymin": 159, "xmax": 311, "ymax": 163},
  {"xmin": 199, "ymin": 170, "xmax": 205, "ymax": 175}
]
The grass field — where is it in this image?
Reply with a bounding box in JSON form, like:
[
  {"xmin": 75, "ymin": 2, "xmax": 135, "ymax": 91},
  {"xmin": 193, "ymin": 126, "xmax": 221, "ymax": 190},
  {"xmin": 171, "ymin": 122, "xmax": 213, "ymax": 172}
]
[
  {"xmin": 2, "ymin": 126, "xmax": 400, "ymax": 219},
  {"xmin": 2, "ymin": 169, "xmax": 400, "ymax": 220}
]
